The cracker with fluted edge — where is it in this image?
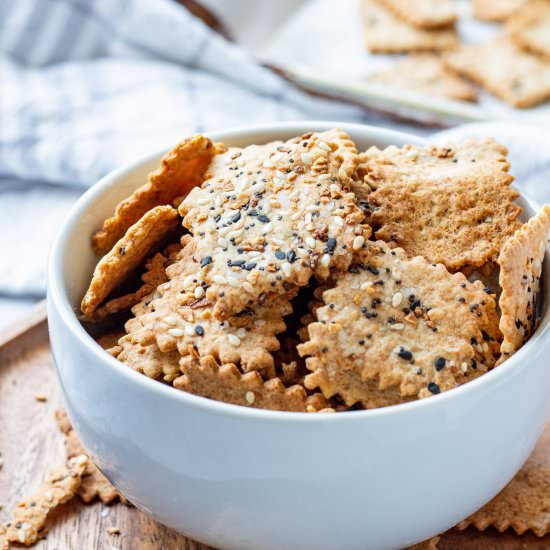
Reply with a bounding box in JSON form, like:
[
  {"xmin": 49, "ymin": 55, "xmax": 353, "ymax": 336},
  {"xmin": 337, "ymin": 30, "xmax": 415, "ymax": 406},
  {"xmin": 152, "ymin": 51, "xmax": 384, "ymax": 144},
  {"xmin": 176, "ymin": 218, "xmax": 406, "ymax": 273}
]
[
  {"xmin": 360, "ymin": 140, "xmax": 521, "ymax": 270},
  {"xmin": 445, "ymin": 36, "xmax": 550, "ymax": 108},
  {"xmin": 369, "ymin": 55, "xmax": 477, "ymax": 102},
  {"xmin": 92, "ymin": 135, "xmax": 223, "ymax": 254},
  {"xmin": 298, "ymin": 242, "xmax": 501, "ymax": 407},
  {"xmin": 498, "ymin": 205, "xmax": 550, "ymax": 362},
  {"xmin": 457, "ymin": 420, "xmax": 550, "ymax": 537},
  {"xmin": 407, "ymin": 536, "xmax": 440, "ymax": 550},
  {"xmin": 378, "ymin": 0, "xmax": 456, "ymax": 29},
  {"xmin": 81, "ymin": 205, "xmax": 179, "ymax": 317},
  {"xmin": 360, "ymin": 0, "xmax": 458, "ymax": 53},
  {"xmin": 175, "ymin": 354, "xmax": 328, "ymax": 412},
  {"xmin": 178, "ymin": 129, "xmax": 367, "ymax": 321},
  {"xmin": 508, "ymin": 0, "xmax": 550, "ymax": 59},
  {"xmin": 0, "ymin": 455, "xmax": 87, "ymax": 547},
  {"xmin": 473, "ymin": 0, "xmax": 526, "ymax": 22}
]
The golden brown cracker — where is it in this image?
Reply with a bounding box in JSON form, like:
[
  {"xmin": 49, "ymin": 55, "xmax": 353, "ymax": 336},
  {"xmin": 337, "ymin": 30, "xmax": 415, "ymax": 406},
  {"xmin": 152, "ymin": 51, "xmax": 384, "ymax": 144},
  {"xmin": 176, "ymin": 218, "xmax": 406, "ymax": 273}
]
[
  {"xmin": 498, "ymin": 205, "xmax": 550, "ymax": 361},
  {"xmin": 378, "ymin": 0, "xmax": 456, "ymax": 29},
  {"xmin": 92, "ymin": 135, "xmax": 223, "ymax": 254},
  {"xmin": 81, "ymin": 205, "xmax": 179, "ymax": 317},
  {"xmin": 179, "ymin": 129, "xmax": 367, "ymax": 321},
  {"xmin": 360, "ymin": 0, "xmax": 458, "ymax": 53},
  {"xmin": 508, "ymin": 0, "xmax": 550, "ymax": 59},
  {"xmin": 444, "ymin": 36, "xmax": 550, "ymax": 108},
  {"xmin": 457, "ymin": 421, "xmax": 550, "ymax": 537},
  {"xmin": 473, "ymin": 0, "xmax": 527, "ymax": 22},
  {"xmin": 298, "ymin": 242, "xmax": 501, "ymax": 407},
  {"xmin": 1, "ymin": 455, "xmax": 87, "ymax": 546},
  {"xmin": 175, "ymin": 354, "xmax": 327, "ymax": 412},
  {"xmin": 55, "ymin": 409, "xmax": 123, "ymax": 505},
  {"xmin": 368, "ymin": 55, "xmax": 477, "ymax": 102},
  {"xmin": 360, "ymin": 140, "xmax": 521, "ymax": 270}
]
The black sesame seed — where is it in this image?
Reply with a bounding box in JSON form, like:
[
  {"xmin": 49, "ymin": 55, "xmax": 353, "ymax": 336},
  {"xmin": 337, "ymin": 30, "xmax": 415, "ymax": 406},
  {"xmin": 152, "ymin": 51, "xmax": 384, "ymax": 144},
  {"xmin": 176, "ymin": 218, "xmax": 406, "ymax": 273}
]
[
  {"xmin": 321, "ymin": 346, "xmax": 328, "ymax": 353},
  {"xmin": 248, "ymin": 209, "xmax": 258, "ymax": 217},
  {"xmin": 434, "ymin": 357, "xmax": 446, "ymax": 371},
  {"xmin": 244, "ymin": 262, "xmax": 257, "ymax": 270},
  {"xmin": 326, "ymin": 238, "xmax": 337, "ymax": 252},
  {"xmin": 195, "ymin": 326, "xmax": 204, "ymax": 336},
  {"xmin": 367, "ymin": 266, "xmax": 379, "ymax": 275},
  {"xmin": 200, "ymin": 256, "xmax": 213, "ymax": 268},
  {"xmin": 287, "ymin": 250, "xmax": 297, "ymax": 263},
  {"xmin": 427, "ymin": 382, "xmax": 440, "ymax": 395},
  {"xmin": 358, "ymin": 339, "xmax": 365, "ymax": 345},
  {"xmin": 258, "ymin": 214, "xmax": 270, "ymax": 223},
  {"xmin": 275, "ymin": 250, "xmax": 286, "ymax": 260},
  {"xmin": 458, "ymin": 297, "xmax": 466, "ymax": 303},
  {"xmin": 230, "ymin": 212, "xmax": 241, "ymax": 223},
  {"xmin": 397, "ymin": 348, "xmax": 413, "ymax": 361}
]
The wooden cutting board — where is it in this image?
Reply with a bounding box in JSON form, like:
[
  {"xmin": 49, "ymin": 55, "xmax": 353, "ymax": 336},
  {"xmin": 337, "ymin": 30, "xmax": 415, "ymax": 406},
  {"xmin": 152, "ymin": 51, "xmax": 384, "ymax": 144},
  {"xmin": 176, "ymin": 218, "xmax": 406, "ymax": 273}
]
[{"xmin": 0, "ymin": 303, "xmax": 548, "ymax": 549}]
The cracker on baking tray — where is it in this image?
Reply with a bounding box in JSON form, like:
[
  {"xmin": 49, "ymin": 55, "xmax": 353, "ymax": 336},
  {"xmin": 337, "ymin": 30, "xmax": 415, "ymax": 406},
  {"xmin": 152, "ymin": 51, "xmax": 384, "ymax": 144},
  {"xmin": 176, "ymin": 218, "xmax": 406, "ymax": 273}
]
[
  {"xmin": 368, "ymin": 55, "xmax": 478, "ymax": 102},
  {"xmin": 444, "ymin": 36, "xmax": 550, "ymax": 108},
  {"xmin": 81, "ymin": 205, "xmax": 179, "ymax": 317},
  {"xmin": 92, "ymin": 135, "xmax": 223, "ymax": 254},
  {"xmin": 378, "ymin": 0, "xmax": 457, "ymax": 29},
  {"xmin": 175, "ymin": 353, "xmax": 328, "ymax": 412},
  {"xmin": 55, "ymin": 409, "xmax": 124, "ymax": 505},
  {"xmin": 358, "ymin": 140, "xmax": 521, "ymax": 270},
  {"xmin": 178, "ymin": 129, "xmax": 368, "ymax": 321},
  {"xmin": 123, "ymin": 238, "xmax": 294, "ymax": 378},
  {"xmin": 298, "ymin": 241, "xmax": 501, "ymax": 408},
  {"xmin": 497, "ymin": 205, "xmax": 550, "ymax": 362},
  {"xmin": 473, "ymin": 0, "xmax": 527, "ymax": 22},
  {"xmin": 508, "ymin": 0, "xmax": 550, "ymax": 60},
  {"xmin": 360, "ymin": 0, "xmax": 458, "ymax": 53},
  {"xmin": 457, "ymin": 419, "xmax": 550, "ymax": 537},
  {"xmin": 0, "ymin": 455, "xmax": 87, "ymax": 546}
]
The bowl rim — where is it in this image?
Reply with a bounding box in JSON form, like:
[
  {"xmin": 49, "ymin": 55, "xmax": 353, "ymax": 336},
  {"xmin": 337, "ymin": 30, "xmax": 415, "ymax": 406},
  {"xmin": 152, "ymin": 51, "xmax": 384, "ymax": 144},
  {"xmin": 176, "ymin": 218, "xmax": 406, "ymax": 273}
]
[{"xmin": 47, "ymin": 120, "xmax": 550, "ymax": 422}]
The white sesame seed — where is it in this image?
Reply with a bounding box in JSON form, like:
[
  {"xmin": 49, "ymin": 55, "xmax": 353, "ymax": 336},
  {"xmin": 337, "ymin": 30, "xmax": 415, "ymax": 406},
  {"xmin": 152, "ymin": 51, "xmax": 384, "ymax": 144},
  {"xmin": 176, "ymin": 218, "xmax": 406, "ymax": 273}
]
[
  {"xmin": 194, "ymin": 286, "xmax": 205, "ymax": 299},
  {"xmin": 185, "ymin": 325, "xmax": 195, "ymax": 336},
  {"xmin": 301, "ymin": 152, "xmax": 313, "ymax": 164},
  {"xmin": 251, "ymin": 181, "xmax": 265, "ymax": 193},
  {"xmin": 360, "ymin": 282, "xmax": 371, "ymax": 291},
  {"xmin": 263, "ymin": 222, "xmax": 273, "ymax": 233},
  {"xmin": 197, "ymin": 196, "xmax": 211, "ymax": 205},
  {"xmin": 304, "ymin": 212, "xmax": 312, "ymax": 225},
  {"xmin": 217, "ymin": 237, "xmax": 227, "ymax": 247},
  {"xmin": 353, "ymin": 236, "xmax": 365, "ymax": 250},
  {"xmin": 227, "ymin": 276, "xmax": 240, "ymax": 287},
  {"xmin": 272, "ymin": 152, "xmax": 284, "ymax": 163},
  {"xmin": 243, "ymin": 282, "xmax": 254, "ymax": 293},
  {"xmin": 236, "ymin": 157, "xmax": 245, "ymax": 166},
  {"xmin": 273, "ymin": 177, "xmax": 285, "ymax": 187},
  {"xmin": 228, "ymin": 334, "xmax": 241, "ymax": 346},
  {"xmin": 320, "ymin": 253, "xmax": 331, "ymax": 267},
  {"xmin": 237, "ymin": 328, "xmax": 247, "ymax": 338},
  {"xmin": 183, "ymin": 275, "xmax": 195, "ymax": 288},
  {"xmin": 162, "ymin": 315, "xmax": 177, "ymax": 326},
  {"xmin": 461, "ymin": 362, "xmax": 469, "ymax": 373},
  {"xmin": 281, "ymin": 262, "xmax": 292, "ymax": 277},
  {"xmin": 332, "ymin": 216, "xmax": 344, "ymax": 227},
  {"xmin": 406, "ymin": 150, "xmax": 418, "ymax": 160},
  {"xmin": 275, "ymin": 170, "xmax": 286, "ymax": 179},
  {"xmin": 245, "ymin": 391, "xmax": 255, "ymax": 404},
  {"xmin": 318, "ymin": 141, "xmax": 332, "ymax": 152},
  {"xmin": 226, "ymin": 229, "xmax": 244, "ymax": 240},
  {"xmin": 213, "ymin": 274, "xmax": 227, "ymax": 285},
  {"xmin": 263, "ymin": 160, "xmax": 274, "ymax": 168},
  {"xmin": 482, "ymin": 343, "xmax": 489, "ymax": 353},
  {"xmin": 168, "ymin": 328, "xmax": 185, "ymax": 337},
  {"xmin": 329, "ymin": 183, "xmax": 339, "ymax": 195},
  {"xmin": 215, "ymin": 195, "xmax": 223, "ymax": 207},
  {"xmin": 318, "ymin": 174, "xmax": 330, "ymax": 181},
  {"xmin": 219, "ymin": 225, "xmax": 232, "ymax": 237},
  {"xmin": 392, "ymin": 292, "xmax": 403, "ymax": 307},
  {"xmin": 390, "ymin": 323, "xmax": 405, "ymax": 330},
  {"xmin": 306, "ymin": 236, "xmax": 316, "ymax": 248},
  {"xmin": 392, "ymin": 272, "xmax": 401, "ymax": 281},
  {"xmin": 262, "ymin": 202, "xmax": 271, "ymax": 214}
]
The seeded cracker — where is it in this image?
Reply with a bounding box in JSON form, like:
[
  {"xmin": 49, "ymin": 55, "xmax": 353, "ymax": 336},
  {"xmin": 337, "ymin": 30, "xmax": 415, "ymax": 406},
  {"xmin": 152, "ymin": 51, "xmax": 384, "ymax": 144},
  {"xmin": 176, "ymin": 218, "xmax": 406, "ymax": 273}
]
[
  {"xmin": 368, "ymin": 55, "xmax": 477, "ymax": 102},
  {"xmin": 92, "ymin": 135, "xmax": 223, "ymax": 254},
  {"xmin": 498, "ymin": 205, "xmax": 550, "ymax": 362},
  {"xmin": 457, "ymin": 420, "xmax": 550, "ymax": 537},
  {"xmin": 81, "ymin": 205, "xmax": 179, "ymax": 317},
  {"xmin": 508, "ymin": 0, "xmax": 550, "ymax": 59},
  {"xmin": 360, "ymin": 0, "xmax": 458, "ymax": 53},
  {"xmin": 178, "ymin": 129, "xmax": 367, "ymax": 321},
  {"xmin": 122, "ymin": 238, "xmax": 293, "ymax": 377},
  {"xmin": 55, "ymin": 409, "xmax": 124, "ymax": 505},
  {"xmin": 359, "ymin": 140, "xmax": 521, "ymax": 270},
  {"xmin": 1, "ymin": 455, "xmax": 87, "ymax": 546},
  {"xmin": 298, "ymin": 242, "xmax": 501, "ymax": 407},
  {"xmin": 473, "ymin": 0, "xmax": 527, "ymax": 22},
  {"xmin": 445, "ymin": 36, "xmax": 550, "ymax": 108},
  {"xmin": 175, "ymin": 354, "xmax": 327, "ymax": 412},
  {"xmin": 378, "ymin": 0, "xmax": 457, "ymax": 29}
]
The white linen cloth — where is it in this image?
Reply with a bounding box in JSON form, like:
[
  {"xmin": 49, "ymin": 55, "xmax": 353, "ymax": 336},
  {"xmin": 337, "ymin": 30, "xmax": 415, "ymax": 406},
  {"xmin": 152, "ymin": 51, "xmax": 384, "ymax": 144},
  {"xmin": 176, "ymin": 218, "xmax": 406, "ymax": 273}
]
[{"xmin": 1, "ymin": 0, "xmax": 549, "ymax": 326}]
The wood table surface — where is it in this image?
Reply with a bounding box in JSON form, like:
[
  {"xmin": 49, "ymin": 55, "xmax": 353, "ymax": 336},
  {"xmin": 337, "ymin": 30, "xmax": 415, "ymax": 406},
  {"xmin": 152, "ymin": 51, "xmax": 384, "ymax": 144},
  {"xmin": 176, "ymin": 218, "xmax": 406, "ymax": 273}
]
[{"xmin": 0, "ymin": 304, "xmax": 548, "ymax": 549}]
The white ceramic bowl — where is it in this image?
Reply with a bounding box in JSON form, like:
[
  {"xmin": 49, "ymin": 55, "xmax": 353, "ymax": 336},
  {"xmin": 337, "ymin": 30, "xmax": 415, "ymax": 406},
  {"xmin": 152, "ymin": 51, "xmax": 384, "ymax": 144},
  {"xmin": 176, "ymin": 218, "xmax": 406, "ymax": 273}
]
[{"xmin": 47, "ymin": 122, "xmax": 550, "ymax": 550}]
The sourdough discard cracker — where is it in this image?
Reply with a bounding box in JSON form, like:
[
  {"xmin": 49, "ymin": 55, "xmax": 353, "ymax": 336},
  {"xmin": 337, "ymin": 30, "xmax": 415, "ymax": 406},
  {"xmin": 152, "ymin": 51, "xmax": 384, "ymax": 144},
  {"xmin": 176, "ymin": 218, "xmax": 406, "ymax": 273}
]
[
  {"xmin": 369, "ymin": 55, "xmax": 477, "ymax": 102},
  {"xmin": 457, "ymin": 420, "xmax": 550, "ymax": 537},
  {"xmin": 125, "ymin": 239, "xmax": 293, "ymax": 377},
  {"xmin": 81, "ymin": 205, "xmax": 179, "ymax": 317},
  {"xmin": 178, "ymin": 129, "xmax": 367, "ymax": 321},
  {"xmin": 378, "ymin": 0, "xmax": 456, "ymax": 29},
  {"xmin": 445, "ymin": 36, "xmax": 550, "ymax": 108},
  {"xmin": 360, "ymin": 140, "xmax": 521, "ymax": 270},
  {"xmin": 55, "ymin": 409, "xmax": 124, "ymax": 505},
  {"xmin": 175, "ymin": 354, "xmax": 327, "ymax": 412},
  {"xmin": 498, "ymin": 205, "xmax": 550, "ymax": 361},
  {"xmin": 360, "ymin": 0, "xmax": 458, "ymax": 53},
  {"xmin": 92, "ymin": 135, "xmax": 223, "ymax": 254},
  {"xmin": 1, "ymin": 455, "xmax": 87, "ymax": 546},
  {"xmin": 298, "ymin": 242, "xmax": 501, "ymax": 407},
  {"xmin": 508, "ymin": 0, "xmax": 550, "ymax": 59},
  {"xmin": 473, "ymin": 0, "xmax": 526, "ymax": 22}
]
